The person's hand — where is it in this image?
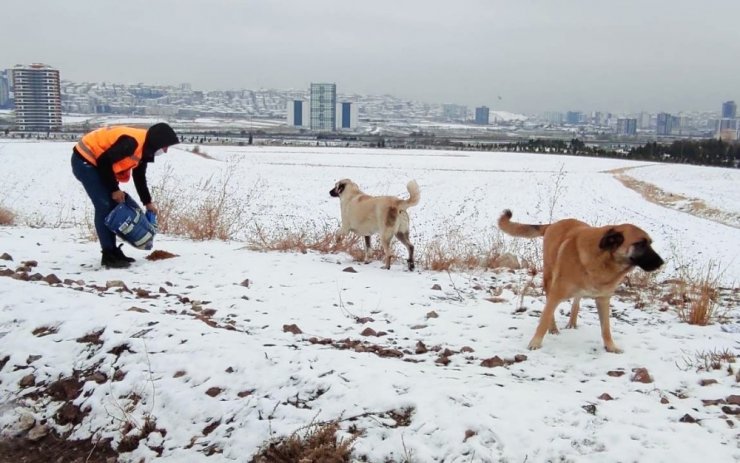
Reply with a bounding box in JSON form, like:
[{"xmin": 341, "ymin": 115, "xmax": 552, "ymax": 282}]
[
  {"xmin": 111, "ymin": 190, "xmax": 125, "ymax": 203},
  {"xmin": 145, "ymin": 203, "xmax": 159, "ymax": 215}
]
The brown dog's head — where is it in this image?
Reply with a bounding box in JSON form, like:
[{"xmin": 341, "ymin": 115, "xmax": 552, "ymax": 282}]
[
  {"xmin": 599, "ymin": 225, "xmax": 664, "ymax": 272},
  {"xmin": 329, "ymin": 179, "xmax": 359, "ymax": 198}
]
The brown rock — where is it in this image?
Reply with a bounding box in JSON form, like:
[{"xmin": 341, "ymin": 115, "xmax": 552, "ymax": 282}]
[
  {"xmin": 342, "ymin": 267, "xmax": 357, "ymax": 273},
  {"xmin": 22, "ymin": 260, "xmax": 38, "ymax": 268},
  {"xmin": 360, "ymin": 327, "xmax": 377, "ymax": 337},
  {"xmin": 721, "ymin": 406, "xmax": 740, "ymax": 415},
  {"xmin": 513, "ymin": 354, "xmax": 527, "ymax": 363},
  {"xmin": 415, "ymin": 341, "xmax": 428, "ymax": 354},
  {"xmin": 463, "ymin": 429, "xmax": 476, "ymax": 442},
  {"xmin": 630, "ymin": 368, "xmax": 653, "ymax": 384},
  {"xmin": 726, "ymin": 395, "xmax": 740, "ymax": 405},
  {"xmin": 679, "ymin": 414, "xmax": 698, "ymax": 423},
  {"xmin": 607, "ymin": 370, "xmax": 625, "ymax": 377},
  {"xmin": 699, "ymin": 379, "xmax": 718, "ymax": 386},
  {"xmin": 426, "ymin": 311, "xmax": 439, "ymax": 319},
  {"xmin": 173, "ymin": 370, "xmax": 186, "ymax": 378},
  {"xmin": 598, "ymin": 393, "xmax": 614, "ymax": 401},
  {"xmin": 19, "ymin": 374, "xmax": 35, "ymax": 388},
  {"xmin": 660, "ymin": 397, "xmax": 670, "ymax": 404},
  {"xmin": 0, "ymin": 252, "xmax": 12, "ymax": 261},
  {"xmin": 42, "ymin": 273, "xmax": 61, "ymax": 285},
  {"xmin": 240, "ymin": 279, "xmax": 251, "ymax": 287},
  {"xmin": 237, "ymin": 389, "xmax": 254, "ymax": 398},
  {"xmin": 480, "ymin": 356, "xmax": 506, "ymax": 368},
  {"xmin": 283, "ymin": 324, "xmax": 302, "ymax": 335},
  {"xmin": 460, "ymin": 346, "xmax": 475, "ymax": 353},
  {"xmin": 27, "ymin": 424, "xmax": 49, "ymax": 441},
  {"xmin": 702, "ymin": 399, "xmax": 725, "ymax": 406},
  {"xmin": 206, "ymin": 387, "xmax": 222, "ymax": 397},
  {"xmin": 431, "ymin": 284, "xmax": 442, "ymax": 290}
]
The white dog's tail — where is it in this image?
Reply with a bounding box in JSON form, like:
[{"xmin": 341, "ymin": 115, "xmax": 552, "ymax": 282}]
[{"xmin": 399, "ymin": 180, "xmax": 420, "ymax": 210}]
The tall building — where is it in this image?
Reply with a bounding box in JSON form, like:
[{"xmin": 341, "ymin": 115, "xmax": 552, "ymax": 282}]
[
  {"xmin": 442, "ymin": 104, "xmax": 468, "ymax": 121},
  {"xmin": 718, "ymin": 100, "xmax": 738, "ymax": 137},
  {"xmin": 309, "ymin": 83, "xmax": 336, "ymax": 131},
  {"xmin": 565, "ymin": 111, "xmax": 583, "ymax": 125},
  {"xmin": 474, "ymin": 106, "xmax": 490, "ymax": 125},
  {"xmin": 336, "ymin": 101, "xmax": 358, "ymax": 130},
  {"xmin": 616, "ymin": 118, "xmax": 637, "ymax": 136},
  {"xmin": 0, "ymin": 70, "xmax": 11, "ymax": 109},
  {"xmin": 544, "ymin": 112, "xmax": 563, "ymax": 125},
  {"xmin": 722, "ymin": 100, "xmax": 736, "ymax": 119},
  {"xmin": 656, "ymin": 112, "xmax": 680, "ymax": 136},
  {"xmin": 286, "ymin": 99, "xmax": 309, "ymax": 128},
  {"xmin": 11, "ymin": 63, "xmax": 62, "ymax": 131}
]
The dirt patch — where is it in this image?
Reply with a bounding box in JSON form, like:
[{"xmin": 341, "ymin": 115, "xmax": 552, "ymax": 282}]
[
  {"xmin": 608, "ymin": 167, "xmax": 740, "ymax": 229},
  {"xmin": 146, "ymin": 250, "xmax": 179, "ymax": 261},
  {"xmin": 0, "ymin": 434, "xmax": 118, "ymax": 463}
]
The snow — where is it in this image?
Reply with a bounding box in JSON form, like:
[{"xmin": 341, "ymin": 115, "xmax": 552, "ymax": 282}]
[{"xmin": 0, "ymin": 140, "xmax": 738, "ymax": 462}]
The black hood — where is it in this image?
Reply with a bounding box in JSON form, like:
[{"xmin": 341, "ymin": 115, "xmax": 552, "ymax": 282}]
[{"xmin": 143, "ymin": 123, "xmax": 179, "ymax": 161}]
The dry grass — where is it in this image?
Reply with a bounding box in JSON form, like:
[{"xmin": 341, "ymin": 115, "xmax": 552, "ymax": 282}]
[
  {"xmin": 0, "ymin": 206, "xmax": 15, "ymax": 225},
  {"xmin": 250, "ymin": 421, "xmax": 357, "ymax": 463},
  {"xmin": 246, "ymin": 221, "xmax": 382, "ymax": 262},
  {"xmin": 677, "ymin": 348, "xmax": 736, "ymax": 372},
  {"xmin": 153, "ymin": 162, "xmax": 257, "ymax": 241},
  {"xmin": 668, "ymin": 260, "xmax": 727, "ymax": 325}
]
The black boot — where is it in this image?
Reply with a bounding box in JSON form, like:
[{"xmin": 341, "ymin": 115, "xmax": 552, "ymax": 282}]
[
  {"xmin": 101, "ymin": 249, "xmax": 131, "ymax": 269},
  {"xmin": 114, "ymin": 244, "xmax": 136, "ymax": 263}
]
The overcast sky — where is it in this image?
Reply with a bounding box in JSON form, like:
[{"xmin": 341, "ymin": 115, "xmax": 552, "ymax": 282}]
[{"xmin": 3, "ymin": 0, "xmax": 738, "ymax": 114}]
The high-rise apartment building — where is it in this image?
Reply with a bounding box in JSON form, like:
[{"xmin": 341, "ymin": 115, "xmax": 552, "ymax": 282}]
[
  {"xmin": 656, "ymin": 112, "xmax": 680, "ymax": 136},
  {"xmin": 336, "ymin": 101, "xmax": 358, "ymax": 130},
  {"xmin": 11, "ymin": 63, "xmax": 62, "ymax": 131},
  {"xmin": 565, "ymin": 111, "xmax": 583, "ymax": 125},
  {"xmin": 0, "ymin": 70, "xmax": 11, "ymax": 109},
  {"xmin": 287, "ymin": 100, "xmax": 309, "ymax": 128},
  {"xmin": 309, "ymin": 83, "xmax": 336, "ymax": 131},
  {"xmin": 722, "ymin": 100, "xmax": 736, "ymax": 119},
  {"xmin": 474, "ymin": 106, "xmax": 490, "ymax": 125},
  {"xmin": 617, "ymin": 118, "xmax": 637, "ymax": 136}
]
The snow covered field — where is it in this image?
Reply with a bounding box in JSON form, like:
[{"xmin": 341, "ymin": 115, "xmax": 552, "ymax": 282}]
[{"xmin": 0, "ymin": 140, "xmax": 738, "ymax": 462}]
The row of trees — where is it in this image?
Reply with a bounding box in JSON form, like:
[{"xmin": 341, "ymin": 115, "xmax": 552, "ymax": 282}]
[{"xmin": 485, "ymin": 138, "xmax": 739, "ymax": 168}]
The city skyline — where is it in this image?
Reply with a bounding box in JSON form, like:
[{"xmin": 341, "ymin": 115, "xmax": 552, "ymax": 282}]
[{"xmin": 2, "ymin": 0, "xmax": 738, "ymax": 115}]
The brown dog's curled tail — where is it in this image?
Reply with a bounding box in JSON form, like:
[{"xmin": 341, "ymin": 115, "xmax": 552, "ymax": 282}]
[
  {"xmin": 399, "ymin": 180, "xmax": 420, "ymax": 210},
  {"xmin": 497, "ymin": 209, "xmax": 549, "ymax": 238}
]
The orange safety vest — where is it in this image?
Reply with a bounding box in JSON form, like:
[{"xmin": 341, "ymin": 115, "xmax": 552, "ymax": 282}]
[{"xmin": 75, "ymin": 126, "xmax": 147, "ymax": 182}]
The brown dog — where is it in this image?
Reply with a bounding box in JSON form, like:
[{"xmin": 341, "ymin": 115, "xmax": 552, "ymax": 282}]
[
  {"xmin": 498, "ymin": 209, "xmax": 664, "ymax": 353},
  {"xmin": 330, "ymin": 179, "xmax": 420, "ymax": 270}
]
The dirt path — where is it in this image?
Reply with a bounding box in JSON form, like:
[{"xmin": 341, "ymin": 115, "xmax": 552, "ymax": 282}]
[{"xmin": 606, "ymin": 166, "xmax": 740, "ymax": 229}]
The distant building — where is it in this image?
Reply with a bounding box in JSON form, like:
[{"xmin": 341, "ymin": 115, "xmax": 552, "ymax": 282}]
[
  {"xmin": 717, "ymin": 101, "xmax": 738, "ymax": 138},
  {"xmin": 442, "ymin": 104, "xmax": 468, "ymax": 121},
  {"xmin": 0, "ymin": 70, "xmax": 11, "ymax": 109},
  {"xmin": 336, "ymin": 101, "xmax": 358, "ymax": 130},
  {"xmin": 11, "ymin": 63, "xmax": 62, "ymax": 131},
  {"xmin": 544, "ymin": 112, "xmax": 563, "ymax": 125},
  {"xmin": 656, "ymin": 112, "xmax": 679, "ymax": 136},
  {"xmin": 638, "ymin": 112, "xmax": 651, "ymax": 129},
  {"xmin": 722, "ymin": 100, "xmax": 736, "ymax": 119},
  {"xmin": 616, "ymin": 118, "xmax": 637, "ymax": 135},
  {"xmin": 474, "ymin": 106, "xmax": 490, "ymax": 125},
  {"xmin": 565, "ymin": 111, "xmax": 583, "ymax": 125},
  {"xmin": 286, "ymin": 99, "xmax": 309, "ymax": 128},
  {"xmin": 309, "ymin": 83, "xmax": 336, "ymax": 131}
]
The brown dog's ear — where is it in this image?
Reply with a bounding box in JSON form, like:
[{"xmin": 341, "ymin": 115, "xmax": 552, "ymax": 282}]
[{"xmin": 599, "ymin": 228, "xmax": 624, "ymax": 251}]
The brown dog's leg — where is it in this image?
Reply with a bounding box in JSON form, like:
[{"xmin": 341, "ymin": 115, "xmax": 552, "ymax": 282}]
[
  {"xmin": 596, "ymin": 296, "xmax": 622, "ymax": 353},
  {"xmin": 395, "ymin": 231, "xmax": 415, "ymax": 271},
  {"xmin": 528, "ymin": 296, "xmax": 562, "ymax": 350},
  {"xmin": 566, "ymin": 297, "xmax": 581, "ymax": 329},
  {"xmin": 363, "ymin": 236, "xmax": 371, "ymax": 263}
]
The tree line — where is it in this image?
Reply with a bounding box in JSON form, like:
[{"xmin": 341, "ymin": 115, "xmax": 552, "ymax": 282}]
[{"xmin": 481, "ymin": 138, "xmax": 740, "ymax": 168}]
